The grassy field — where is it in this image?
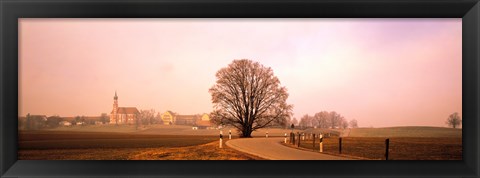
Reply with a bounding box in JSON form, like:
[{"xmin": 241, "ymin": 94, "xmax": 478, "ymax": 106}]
[
  {"xmin": 19, "ymin": 125, "xmax": 297, "ymax": 160},
  {"xmin": 19, "ymin": 131, "xmax": 219, "ymax": 149},
  {"xmin": 292, "ymin": 136, "xmax": 462, "ymax": 160},
  {"xmin": 46, "ymin": 124, "xmax": 298, "ymax": 137},
  {"xmin": 346, "ymin": 126, "xmax": 462, "ymax": 138},
  {"xmin": 289, "ymin": 127, "xmax": 462, "ymax": 160},
  {"xmin": 18, "ymin": 131, "xmax": 261, "ymax": 160},
  {"xmin": 19, "ymin": 140, "xmax": 262, "ymax": 160},
  {"xmin": 20, "ymin": 126, "xmax": 462, "ymax": 160}
]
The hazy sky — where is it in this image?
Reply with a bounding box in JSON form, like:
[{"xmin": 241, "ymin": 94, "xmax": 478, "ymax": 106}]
[{"xmin": 19, "ymin": 18, "xmax": 462, "ymax": 127}]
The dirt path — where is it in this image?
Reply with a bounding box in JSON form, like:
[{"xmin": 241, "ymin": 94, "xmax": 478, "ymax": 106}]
[{"xmin": 226, "ymin": 137, "xmax": 354, "ymax": 160}]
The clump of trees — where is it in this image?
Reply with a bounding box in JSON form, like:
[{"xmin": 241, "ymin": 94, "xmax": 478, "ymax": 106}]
[
  {"xmin": 349, "ymin": 119, "xmax": 358, "ymax": 128},
  {"xmin": 284, "ymin": 117, "xmax": 298, "ymax": 129},
  {"xmin": 100, "ymin": 113, "xmax": 109, "ymax": 124},
  {"xmin": 45, "ymin": 115, "xmax": 63, "ymax": 128},
  {"xmin": 22, "ymin": 114, "xmax": 47, "ymax": 130},
  {"xmin": 446, "ymin": 112, "xmax": 461, "ymax": 129},
  {"xmin": 136, "ymin": 109, "xmax": 161, "ymax": 130},
  {"xmin": 209, "ymin": 59, "xmax": 293, "ymax": 137},
  {"xmin": 298, "ymin": 111, "xmax": 359, "ymax": 129},
  {"xmin": 72, "ymin": 115, "xmax": 86, "ymax": 125}
]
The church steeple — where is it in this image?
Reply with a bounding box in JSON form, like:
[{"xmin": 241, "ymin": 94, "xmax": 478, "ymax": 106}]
[{"xmin": 112, "ymin": 91, "xmax": 119, "ymax": 124}]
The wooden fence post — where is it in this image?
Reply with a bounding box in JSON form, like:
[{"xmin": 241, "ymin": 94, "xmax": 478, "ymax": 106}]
[
  {"xmin": 339, "ymin": 137, "xmax": 342, "ymax": 154},
  {"xmin": 312, "ymin": 134, "xmax": 316, "ymax": 151},
  {"xmin": 289, "ymin": 133, "xmax": 291, "ymax": 144},
  {"xmin": 290, "ymin": 132, "xmax": 295, "ymax": 145},
  {"xmin": 291, "ymin": 132, "xmax": 295, "ymax": 144},
  {"xmin": 297, "ymin": 132, "xmax": 301, "ymax": 147},
  {"xmin": 385, "ymin": 138, "xmax": 390, "ymax": 160}
]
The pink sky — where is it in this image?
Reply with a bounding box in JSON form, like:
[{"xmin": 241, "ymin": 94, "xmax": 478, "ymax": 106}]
[{"xmin": 19, "ymin": 18, "xmax": 462, "ymax": 127}]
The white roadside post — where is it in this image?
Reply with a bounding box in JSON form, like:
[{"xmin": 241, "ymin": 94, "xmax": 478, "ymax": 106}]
[
  {"xmin": 284, "ymin": 133, "xmax": 287, "ymax": 143},
  {"xmin": 266, "ymin": 131, "xmax": 269, "ymax": 138},
  {"xmin": 229, "ymin": 130, "xmax": 232, "ymax": 140},
  {"xmin": 319, "ymin": 134, "xmax": 323, "ymax": 153},
  {"xmin": 302, "ymin": 133, "xmax": 305, "ymax": 140},
  {"xmin": 219, "ymin": 131, "xmax": 223, "ymax": 148}
]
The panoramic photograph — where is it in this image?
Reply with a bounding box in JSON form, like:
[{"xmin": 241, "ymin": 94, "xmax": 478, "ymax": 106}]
[{"xmin": 18, "ymin": 18, "xmax": 462, "ymax": 160}]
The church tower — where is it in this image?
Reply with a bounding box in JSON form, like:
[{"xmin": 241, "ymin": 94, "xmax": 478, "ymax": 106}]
[
  {"xmin": 110, "ymin": 91, "xmax": 119, "ymax": 124},
  {"xmin": 113, "ymin": 91, "xmax": 118, "ymax": 110}
]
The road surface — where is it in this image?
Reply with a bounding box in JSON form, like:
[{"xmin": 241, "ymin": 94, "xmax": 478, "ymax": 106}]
[{"xmin": 226, "ymin": 137, "xmax": 354, "ymax": 160}]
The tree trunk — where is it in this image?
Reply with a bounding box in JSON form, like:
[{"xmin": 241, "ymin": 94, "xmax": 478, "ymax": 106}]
[{"xmin": 241, "ymin": 125, "xmax": 253, "ymax": 137}]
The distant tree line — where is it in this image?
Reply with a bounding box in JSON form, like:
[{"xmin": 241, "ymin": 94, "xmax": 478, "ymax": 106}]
[
  {"xmin": 19, "ymin": 113, "xmax": 110, "ymax": 130},
  {"xmin": 295, "ymin": 111, "xmax": 358, "ymax": 129},
  {"xmin": 19, "ymin": 110, "xmax": 168, "ymax": 130}
]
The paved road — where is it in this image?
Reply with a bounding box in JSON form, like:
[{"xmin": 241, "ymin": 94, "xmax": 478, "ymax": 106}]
[{"xmin": 226, "ymin": 137, "xmax": 354, "ymax": 160}]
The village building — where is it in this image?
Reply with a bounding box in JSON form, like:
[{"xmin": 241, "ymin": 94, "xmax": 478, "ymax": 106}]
[
  {"xmin": 161, "ymin": 111, "xmax": 176, "ymax": 125},
  {"xmin": 175, "ymin": 115, "xmax": 200, "ymax": 125},
  {"xmin": 194, "ymin": 113, "xmax": 214, "ymax": 129},
  {"xmin": 161, "ymin": 111, "xmax": 212, "ymax": 128},
  {"xmin": 161, "ymin": 111, "xmax": 199, "ymax": 125},
  {"xmin": 109, "ymin": 91, "xmax": 140, "ymax": 124}
]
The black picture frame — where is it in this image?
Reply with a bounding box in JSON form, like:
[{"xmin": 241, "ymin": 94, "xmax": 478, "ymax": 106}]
[{"xmin": 1, "ymin": 0, "xmax": 479, "ymax": 177}]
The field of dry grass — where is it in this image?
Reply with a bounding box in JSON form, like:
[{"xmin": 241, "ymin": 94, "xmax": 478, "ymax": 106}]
[
  {"xmin": 347, "ymin": 126, "xmax": 462, "ymax": 138},
  {"xmin": 47, "ymin": 124, "xmax": 298, "ymax": 137},
  {"xmin": 19, "ymin": 126, "xmax": 294, "ymax": 160},
  {"xmin": 19, "ymin": 131, "xmax": 219, "ymax": 149},
  {"xmin": 18, "ymin": 131, "xmax": 262, "ymax": 160},
  {"xmin": 129, "ymin": 141, "xmax": 264, "ymax": 160},
  {"xmin": 19, "ymin": 141, "xmax": 262, "ymax": 160},
  {"xmin": 294, "ymin": 137, "xmax": 462, "ymax": 160},
  {"xmin": 20, "ymin": 126, "xmax": 462, "ymax": 160}
]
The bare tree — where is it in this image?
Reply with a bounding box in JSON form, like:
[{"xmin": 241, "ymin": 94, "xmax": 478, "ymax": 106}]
[
  {"xmin": 155, "ymin": 112, "xmax": 163, "ymax": 125},
  {"xmin": 25, "ymin": 113, "xmax": 32, "ymax": 130},
  {"xmin": 314, "ymin": 111, "xmax": 330, "ymax": 128},
  {"xmin": 209, "ymin": 59, "xmax": 293, "ymax": 137},
  {"xmin": 26, "ymin": 114, "xmax": 47, "ymax": 130},
  {"xmin": 341, "ymin": 118, "xmax": 349, "ymax": 129},
  {"xmin": 46, "ymin": 115, "xmax": 63, "ymax": 128},
  {"xmin": 329, "ymin": 111, "xmax": 343, "ymax": 129},
  {"xmin": 299, "ymin": 114, "xmax": 316, "ymax": 129},
  {"xmin": 291, "ymin": 117, "xmax": 298, "ymax": 126},
  {"xmin": 138, "ymin": 109, "xmax": 156, "ymax": 126},
  {"xmin": 349, "ymin": 119, "xmax": 358, "ymax": 128},
  {"xmin": 100, "ymin": 113, "xmax": 109, "ymax": 124},
  {"xmin": 446, "ymin": 112, "xmax": 461, "ymax": 129},
  {"xmin": 299, "ymin": 114, "xmax": 311, "ymax": 129},
  {"xmin": 284, "ymin": 117, "xmax": 292, "ymax": 129},
  {"xmin": 73, "ymin": 116, "xmax": 82, "ymax": 125},
  {"xmin": 135, "ymin": 113, "xmax": 140, "ymax": 130}
]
